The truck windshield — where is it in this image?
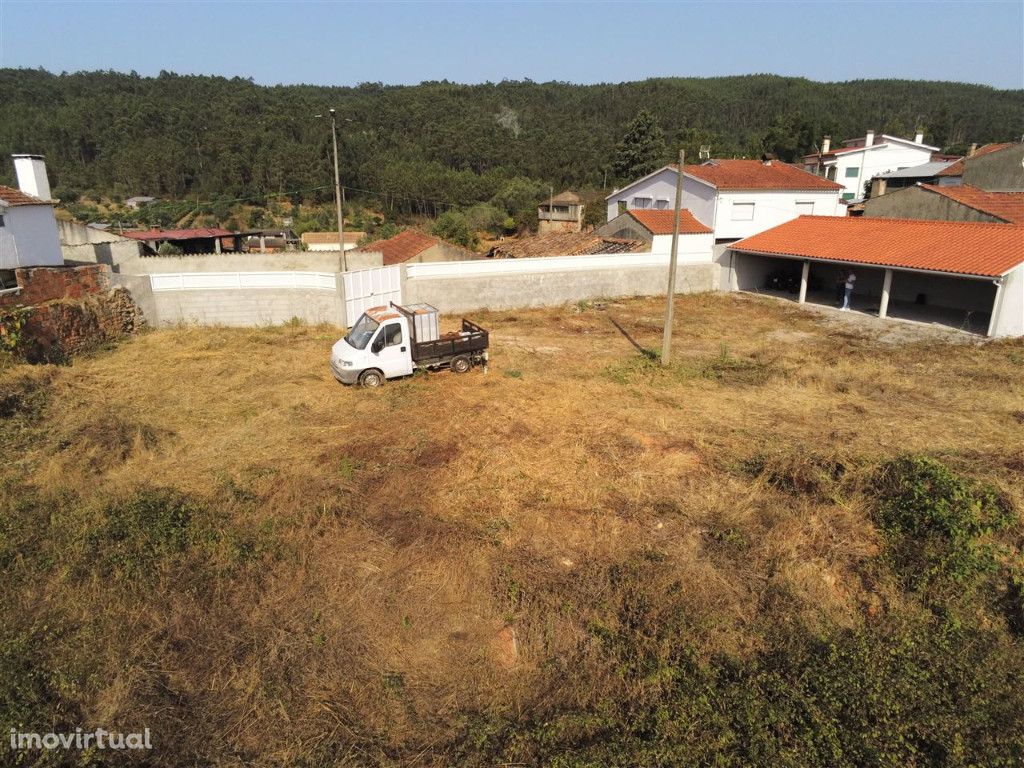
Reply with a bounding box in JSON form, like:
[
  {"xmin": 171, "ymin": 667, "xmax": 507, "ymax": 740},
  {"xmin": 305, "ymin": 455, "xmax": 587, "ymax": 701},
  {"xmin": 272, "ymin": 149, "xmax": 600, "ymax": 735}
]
[{"xmin": 345, "ymin": 315, "xmax": 380, "ymax": 350}]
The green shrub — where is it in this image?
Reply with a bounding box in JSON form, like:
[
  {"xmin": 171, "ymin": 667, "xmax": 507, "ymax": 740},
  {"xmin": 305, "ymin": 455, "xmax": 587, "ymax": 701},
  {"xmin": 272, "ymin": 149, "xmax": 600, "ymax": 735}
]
[{"xmin": 873, "ymin": 456, "xmax": 1015, "ymax": 592}]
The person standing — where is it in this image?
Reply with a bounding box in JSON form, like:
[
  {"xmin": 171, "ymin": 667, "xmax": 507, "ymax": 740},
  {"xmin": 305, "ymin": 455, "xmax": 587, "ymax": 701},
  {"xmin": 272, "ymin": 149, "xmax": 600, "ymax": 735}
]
[{"xmin": 841, "ymin": 271, "xmax": 856, "ymax": 311}]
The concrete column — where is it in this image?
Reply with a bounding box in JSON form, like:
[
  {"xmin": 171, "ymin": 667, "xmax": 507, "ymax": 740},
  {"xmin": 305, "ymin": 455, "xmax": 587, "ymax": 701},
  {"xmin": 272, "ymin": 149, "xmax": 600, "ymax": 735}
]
[
  {"xmin": 260, "ymin": 234, "xmax": 267, "ymax": 253},
  {"xmin": 798, "ymin": 260, "xmax": 810, "ymax": 304},
  {"xmin": 879, "ymin": 268, "xmax": 893, "ymax": 319},
  {"xmin": 214, "ymin": 237, "xmax": 222, "ymax": 255}
]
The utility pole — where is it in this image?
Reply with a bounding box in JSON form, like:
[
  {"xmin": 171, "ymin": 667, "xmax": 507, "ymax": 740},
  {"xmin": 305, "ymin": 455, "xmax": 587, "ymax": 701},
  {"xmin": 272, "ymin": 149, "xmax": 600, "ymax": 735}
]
[
  {"xmin": 329, "ymin": 108, "xmax": 347, "ymax": 272},
  {"xmin": 661, "ymin": 148, "xmax": 685, "ymax": 366}
]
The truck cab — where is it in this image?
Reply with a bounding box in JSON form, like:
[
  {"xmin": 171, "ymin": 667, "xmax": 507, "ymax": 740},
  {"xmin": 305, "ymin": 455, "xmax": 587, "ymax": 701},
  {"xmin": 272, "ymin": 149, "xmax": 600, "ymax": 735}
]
[{"xmin": 331, "ymin": 303, "xmax": 488, "ymax": 387}]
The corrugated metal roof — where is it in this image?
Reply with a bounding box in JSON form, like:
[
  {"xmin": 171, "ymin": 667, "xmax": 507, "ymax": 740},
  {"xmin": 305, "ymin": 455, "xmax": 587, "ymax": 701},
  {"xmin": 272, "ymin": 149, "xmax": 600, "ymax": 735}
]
[
  {"xmin": 874, "ymin": 161, "xmax": 957, "ymax": 180},
  {"xmin": 732, "ymin": 216, "xmax": 1024, "ymax": 278}
]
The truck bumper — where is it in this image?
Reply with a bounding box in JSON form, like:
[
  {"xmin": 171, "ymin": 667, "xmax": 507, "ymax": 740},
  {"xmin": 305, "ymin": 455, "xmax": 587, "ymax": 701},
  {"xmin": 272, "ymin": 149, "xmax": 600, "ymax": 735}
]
[{"xmin": 330, "ymin": 360, "xmax": 361, "ymax": 385}]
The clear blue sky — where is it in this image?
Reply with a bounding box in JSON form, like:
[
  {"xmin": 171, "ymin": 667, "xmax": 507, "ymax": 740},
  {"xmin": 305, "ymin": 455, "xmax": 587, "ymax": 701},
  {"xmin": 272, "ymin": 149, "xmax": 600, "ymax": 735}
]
[{"xmin": 1, "ymin": 0, "xmax": 1021, "ymax": 89}]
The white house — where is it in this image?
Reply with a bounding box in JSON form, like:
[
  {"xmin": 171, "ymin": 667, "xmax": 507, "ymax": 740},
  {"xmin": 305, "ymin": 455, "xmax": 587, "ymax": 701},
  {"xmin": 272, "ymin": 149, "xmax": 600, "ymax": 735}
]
[
  {"xmin": 300, "ymin": 231, "xmax": 365, "ymax": 252},
  {"xmin": 606, "ymin": 159, "xmax": 843, "ymax": 242},
  {"xmin": 1, "ymin": 155, "xmax": 63, "ymax": 271},
  {"xmin": 802, "ymin": 131, "xmax": 939, "ymax": 202}
]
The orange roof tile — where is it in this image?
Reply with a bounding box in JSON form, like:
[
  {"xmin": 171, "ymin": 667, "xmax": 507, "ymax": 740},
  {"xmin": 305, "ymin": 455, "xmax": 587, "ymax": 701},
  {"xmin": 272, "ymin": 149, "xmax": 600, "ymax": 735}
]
[
  {"xmin": 935, "ymin": 143, "xmax": 1015, "ymax": 177},
  {"xmin": 919, "ymin": 184, "xmax": 1024, "ymax": 225},
  {"xmin": 359, "ymin": 230, "xmax": 439, "ymax": 266},
  {"xmin": 0, "ymin": 185, "xmax": 52, "ymax": 206},
  {"xmin": 627, "ymin": 208, "xmax": 712, "ymax": 235},
  {"xmin": 676, "ymin": 160, "xmax": 843, "ymax": 191},
  {"xmin": 732, "ymin": 216, "xmax": 1024, "ymax": 278}
]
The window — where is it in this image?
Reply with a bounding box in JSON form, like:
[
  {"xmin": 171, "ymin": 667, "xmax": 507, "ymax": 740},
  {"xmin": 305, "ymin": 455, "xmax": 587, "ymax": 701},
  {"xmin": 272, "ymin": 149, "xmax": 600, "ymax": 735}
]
[
  {"xmin": 383, "ymin": 323, "xmax": 403, "ymax": 347},
  {"xmin": 842, "ymin": 192, "xmax": 855, "ymax": 201},
  {"xmin": 655, "ymin": 198, "xmax": 670, "ymax": 210},
  {"xmin": 632, "ymin": 196, "xmax": 652, "ymax": 209},
  {"xmin": 795, "ymin": 201, "xmax": 814, "ymax": 216},
  {"xmin": 617, "ymin": 200, "xmax": 628, "ymax": 215},
  {"xmin": 845, "ymin": 167, "xmax": 860, "ymax": 178},
  {"xmin": 731, "ymin": 202, "xmax": 755, "ymax": 221},
  {"xmin": 0, "ymin": 214, "xmax": 5, "ymax": 227}
]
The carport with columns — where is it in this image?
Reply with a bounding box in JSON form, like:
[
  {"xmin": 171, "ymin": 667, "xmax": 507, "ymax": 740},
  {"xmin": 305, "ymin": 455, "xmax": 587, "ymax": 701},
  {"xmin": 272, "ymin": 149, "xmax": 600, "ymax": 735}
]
[{"xmin": 726, "ymin": 217, "xmax": 1024, "ymax": 338}]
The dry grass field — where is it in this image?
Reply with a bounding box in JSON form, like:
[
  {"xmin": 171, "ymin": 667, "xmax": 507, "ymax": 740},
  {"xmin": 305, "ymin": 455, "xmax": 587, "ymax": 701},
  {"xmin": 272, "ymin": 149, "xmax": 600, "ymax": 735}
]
[{"xmin": 1, "ymin": 292, "xmax": 1023, "ymax": 766}]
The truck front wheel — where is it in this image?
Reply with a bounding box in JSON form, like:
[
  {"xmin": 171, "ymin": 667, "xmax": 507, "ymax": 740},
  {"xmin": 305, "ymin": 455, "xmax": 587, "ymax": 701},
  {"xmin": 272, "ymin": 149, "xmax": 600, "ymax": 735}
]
[
  {"xmin": 451, "ymin": 355, "xmax": 471, "ymax": 374},
  {"xmin": 359, "ymin": 369, "xmax": 385, "ymax": 388}
]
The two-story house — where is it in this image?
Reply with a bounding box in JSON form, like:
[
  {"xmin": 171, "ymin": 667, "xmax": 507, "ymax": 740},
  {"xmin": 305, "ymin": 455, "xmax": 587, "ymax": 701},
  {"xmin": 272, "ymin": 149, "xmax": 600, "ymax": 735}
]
[
  {"xmin": 605, "ymin": 158, "xmax": 843, "ymax": 243},
  {"xmin": 802, "ymin": 131, "xmax": 938, "ymax": 202}
]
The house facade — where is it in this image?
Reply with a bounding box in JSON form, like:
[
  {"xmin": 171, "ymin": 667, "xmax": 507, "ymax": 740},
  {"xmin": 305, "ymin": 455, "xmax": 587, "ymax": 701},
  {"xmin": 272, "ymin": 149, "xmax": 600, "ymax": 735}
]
[
  {"xmin": 801, "ymin": 131, "xmax": 938, "ymax": 201},
  {"xmin": 538, "ymin": 191, "xmax": 584, "ymax": 234},
  {"xmin": 606, "ymin": 159, "xmax": 843, "ymax": 242},
  {"xmin": 862, "ymin": 184, "xmax": 1024, "ymax": 225},
  {"xmin": 1, "ymin": 155, "xmax": 63, "ymax": 271}
]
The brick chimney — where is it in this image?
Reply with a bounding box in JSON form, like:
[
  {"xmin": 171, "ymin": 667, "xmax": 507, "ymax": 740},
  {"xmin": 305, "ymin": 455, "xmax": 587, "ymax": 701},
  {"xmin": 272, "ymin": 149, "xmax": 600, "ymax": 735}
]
[
  {"xmin": 969, "ymin": 143, "xmax": 978, "ymax": 157},
  {"xmin": 865, "ymin": 130, "xmax": 876, "ymax": 147},
  {"xmin": 821, "ymin": 135, "xmax": 831, "ymax": 154},
  {"xmin": 11, "ymin": 154, "xmax": 52, "ymax": 201}
]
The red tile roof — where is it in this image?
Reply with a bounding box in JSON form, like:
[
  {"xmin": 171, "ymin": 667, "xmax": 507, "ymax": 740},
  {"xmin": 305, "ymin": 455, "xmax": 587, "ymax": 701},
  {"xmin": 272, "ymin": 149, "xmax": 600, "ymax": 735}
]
[
  {"xmin": 122, "ymin": 227, "xmax": 234, "ymax": 241},
  {"xmin": 0, "ymin": 185, "xmax": 52, "ymax": 206},
  {"xmin": 732, "ymin": 216, "xmax": 1024, "ymax": 278},
  {"xmin": 935, "ymin": 143, "xmax": 1015, "ymax": 177},
  {"xmin": 627, "ymin": 208, "xmax": 712, "ymax": 235},
  {"xmin": 919, "ymin": 184, "xmax": 1024, "ymax": 225},
  {"xmin": 676, "ymin": 160, "xmax": 843, "ymax": 191},
  {"xmin": 359, "ymin": 230, "xmax": 439, "ymax": 266}
]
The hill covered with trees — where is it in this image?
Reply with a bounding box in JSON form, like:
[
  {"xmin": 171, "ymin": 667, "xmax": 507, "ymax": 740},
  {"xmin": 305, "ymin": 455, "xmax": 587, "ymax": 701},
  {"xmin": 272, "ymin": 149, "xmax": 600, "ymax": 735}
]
[{"xmin": 1, "ymin": 68, "xmax": 1021, "ymax": 221}]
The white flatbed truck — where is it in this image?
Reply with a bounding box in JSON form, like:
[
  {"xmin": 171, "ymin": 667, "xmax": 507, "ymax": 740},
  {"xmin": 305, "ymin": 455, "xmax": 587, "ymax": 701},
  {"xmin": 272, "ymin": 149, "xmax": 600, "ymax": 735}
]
[{"xmin": 330, "ymin": 302, "xmax": 489, "ymax": 387}]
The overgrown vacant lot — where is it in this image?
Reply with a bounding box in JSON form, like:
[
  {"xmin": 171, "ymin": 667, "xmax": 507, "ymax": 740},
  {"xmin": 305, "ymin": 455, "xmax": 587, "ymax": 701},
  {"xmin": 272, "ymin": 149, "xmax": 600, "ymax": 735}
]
[{"xmin": 2, "ymin": 293, "xmax": 1023, "ymax": 766}]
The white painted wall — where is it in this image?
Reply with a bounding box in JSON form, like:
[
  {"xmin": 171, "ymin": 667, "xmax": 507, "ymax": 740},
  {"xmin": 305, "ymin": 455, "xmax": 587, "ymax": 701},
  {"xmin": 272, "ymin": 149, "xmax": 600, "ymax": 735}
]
[
  {"xmin": 607, "ymin": 168, "xmax": 840, "ymax": 241},
  {"xmin": 823, "ymin": 144, "xmax": 934, "ymax": 200},
  {"xmin": 306, "ymin": 242, "xmax": 359, "ymax": 252},
  {"xmin": 649, "ymin": 232, "xmax": 714, "ymax": 260},
  {"xmin": 607, "ymin": 168, "xmax": 679, "ymax": 220},
  {"xmin": 0, "ymin": 204, "xmax": 63, "ymax": 269},
  {"xmin": 712, "ymin": 190, "xmax": 842, "ymax": 241},
  {"xmin": 993, "ymin": 264, "xmax": 1024, "ymax": 338}
]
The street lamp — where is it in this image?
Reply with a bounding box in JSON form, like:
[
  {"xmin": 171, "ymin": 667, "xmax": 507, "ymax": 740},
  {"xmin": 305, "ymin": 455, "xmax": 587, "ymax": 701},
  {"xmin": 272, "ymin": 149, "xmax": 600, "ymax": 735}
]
[{"xmin": 316, "ymin": 109, "xmax": 347, "ymax": 271}]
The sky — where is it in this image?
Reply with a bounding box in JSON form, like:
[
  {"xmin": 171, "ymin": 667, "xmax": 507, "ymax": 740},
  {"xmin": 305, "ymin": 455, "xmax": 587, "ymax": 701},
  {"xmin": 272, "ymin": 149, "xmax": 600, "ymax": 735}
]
[{"xmin": 0, "ymin": 0, "xmax": 1022, "ymax": 89}]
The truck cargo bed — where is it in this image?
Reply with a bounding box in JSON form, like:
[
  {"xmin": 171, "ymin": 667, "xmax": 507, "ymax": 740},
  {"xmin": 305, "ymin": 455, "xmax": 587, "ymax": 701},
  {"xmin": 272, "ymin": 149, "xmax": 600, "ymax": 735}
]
[{"xmin": 412, "ymin": 319, "xmax": 488, "ymax": 362}]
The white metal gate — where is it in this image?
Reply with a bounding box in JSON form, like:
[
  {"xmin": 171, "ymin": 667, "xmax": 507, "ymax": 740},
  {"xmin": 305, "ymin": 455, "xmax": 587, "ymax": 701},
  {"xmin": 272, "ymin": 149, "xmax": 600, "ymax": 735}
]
[{"xmin": 343, "ymin": 265, "xmax": 402, "ymax": 325}]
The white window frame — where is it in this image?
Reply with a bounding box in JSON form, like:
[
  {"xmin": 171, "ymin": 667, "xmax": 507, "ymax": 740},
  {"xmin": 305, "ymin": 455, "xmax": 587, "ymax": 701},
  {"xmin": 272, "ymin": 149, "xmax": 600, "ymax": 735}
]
[
  {"xmin": 632, "ymin": 196, "xmax": 653, "ymax": 210},
  {"xmin": 731, "ymin": 202, "xmax": 755, "ymax": 221}
]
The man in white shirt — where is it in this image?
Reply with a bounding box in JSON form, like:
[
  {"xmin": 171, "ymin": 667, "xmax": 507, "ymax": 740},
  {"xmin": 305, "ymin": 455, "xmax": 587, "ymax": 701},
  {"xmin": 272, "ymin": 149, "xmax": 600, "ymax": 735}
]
[{"xmin": 841, "ymin": 271, "xmax": 856, "ymax": 311}]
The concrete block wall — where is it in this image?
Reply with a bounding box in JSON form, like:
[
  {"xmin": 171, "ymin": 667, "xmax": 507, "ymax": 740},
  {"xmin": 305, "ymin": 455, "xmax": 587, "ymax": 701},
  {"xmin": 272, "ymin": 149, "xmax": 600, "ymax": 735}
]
[
  {"xmin": 403, "ymin": 263, "xmax": 717, "ymax": 313},
  {"xmin": 151, "ymin": 288, "xmax": 345, "ymax": 327}
]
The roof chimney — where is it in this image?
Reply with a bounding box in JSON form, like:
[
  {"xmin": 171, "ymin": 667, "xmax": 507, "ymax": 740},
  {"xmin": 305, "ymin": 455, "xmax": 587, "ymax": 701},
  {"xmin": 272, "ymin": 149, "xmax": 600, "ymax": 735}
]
[
  {"xmin": 11, "ymin": 154, "xmax": 52, "ymax": 201},
  {"xmin": 865, "ymin": 130, "xmax": 875, "ymax": 147},
  {"xmin": 968, "ymin": 143, "xmax": 978, "ymax": 157},
  {"xmin": 914, "ymin": 130, "xmax": 924, "ymax": 145},
  {"xmin": 821, "ymin": 135, "xmax": 831, "ymax": 154}
]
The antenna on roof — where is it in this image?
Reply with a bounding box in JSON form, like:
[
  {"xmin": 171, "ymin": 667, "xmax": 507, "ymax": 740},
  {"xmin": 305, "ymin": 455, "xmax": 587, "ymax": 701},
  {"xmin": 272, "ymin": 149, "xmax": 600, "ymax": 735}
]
[{"xmin": 699, "ymin": 145, "xmax": 711, "ymax": 160}]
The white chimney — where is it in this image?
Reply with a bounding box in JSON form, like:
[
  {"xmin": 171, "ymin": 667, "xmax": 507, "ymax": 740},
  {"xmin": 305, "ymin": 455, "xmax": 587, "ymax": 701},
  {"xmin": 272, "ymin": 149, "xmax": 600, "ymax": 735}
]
[
  {"xmin": 12, "ymin": 154, "xmax": 52, "ymax": 201},
  {"xmin": 914, "ymin": 130, "xmax": 924, "ymax": 145},
  {"xmin": 821, "ymin": 135, "xmax": 831, "ymax": 154},
  {"xmin": 865, "ymin": 130, "xmax": 875, "ymax": 147}
]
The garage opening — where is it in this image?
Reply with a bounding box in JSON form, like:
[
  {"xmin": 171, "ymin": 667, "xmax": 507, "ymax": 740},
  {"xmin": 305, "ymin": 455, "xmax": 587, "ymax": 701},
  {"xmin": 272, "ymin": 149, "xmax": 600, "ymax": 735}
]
[{"xmin": 730, "ymin": 251, "xmax": 997, "ymax": 335}]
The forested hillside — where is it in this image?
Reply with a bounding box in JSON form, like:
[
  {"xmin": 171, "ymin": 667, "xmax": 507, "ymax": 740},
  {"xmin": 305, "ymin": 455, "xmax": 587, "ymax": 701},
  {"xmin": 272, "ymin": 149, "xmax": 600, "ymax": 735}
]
[{"xmin": 1, "ymin": 68, "xmax": 1021, "ymax": 214}]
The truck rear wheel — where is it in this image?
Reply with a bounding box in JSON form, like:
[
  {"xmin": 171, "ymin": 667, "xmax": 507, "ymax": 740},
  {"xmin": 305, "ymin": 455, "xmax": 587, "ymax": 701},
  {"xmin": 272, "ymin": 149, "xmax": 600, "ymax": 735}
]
[
  {"xmin": 451, "ymin": 355, "xmax": 471, "ymax": 374},
  {"xmin": 359, "ymin": 369, "xmax": 385, "ymax": 388}
]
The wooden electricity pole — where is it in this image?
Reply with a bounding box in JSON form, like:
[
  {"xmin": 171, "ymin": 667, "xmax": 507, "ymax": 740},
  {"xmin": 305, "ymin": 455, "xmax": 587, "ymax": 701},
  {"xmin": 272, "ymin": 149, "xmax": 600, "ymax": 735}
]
[{"xmin": 661, "ymin": 148, "xmax": 685, "ymax": 366}]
